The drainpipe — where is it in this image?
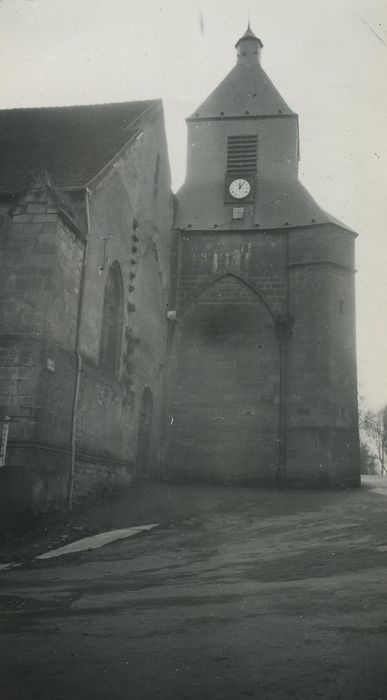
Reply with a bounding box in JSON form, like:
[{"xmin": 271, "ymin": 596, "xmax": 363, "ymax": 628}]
[
  {"xmin": 67, "ymin": 187, "xmax": 91, "ymax": 509},
  {"xmin": 0, "ymin": 417, "xmax": 10, "ymax": 467}
]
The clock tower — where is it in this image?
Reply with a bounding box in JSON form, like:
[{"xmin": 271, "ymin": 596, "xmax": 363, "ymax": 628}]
[{"xmin": 166, "ymin": 26, "xmax": 360, "ymax": 487}]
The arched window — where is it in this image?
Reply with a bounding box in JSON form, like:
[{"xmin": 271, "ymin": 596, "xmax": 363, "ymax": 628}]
[
  {"xmin": 153, "ymin": 153, "xmax": 160, "ymax": 199},
  {"xmin": 99, "ymin": 261, "xmax": 123, "ymax": 375}
]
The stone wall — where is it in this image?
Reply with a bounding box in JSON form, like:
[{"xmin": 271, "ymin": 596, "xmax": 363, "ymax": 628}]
[
  {"xmin": 0, "ymin": 105, "xmax": 173, "ymax": 511},
  {"xmin": 174, "ymin": 230, "xmax": 288, "ymax": 314},
  {"xmin": 286, "ymin": 224, "xmax": 359, "ymax": 486},
  {"xmin": 166, "ymin": 223, "xmax": 360, "ymax": 487},
  {"xmin": 168, "ymin": 273, "xmax": 280, "ymax": 481},
  {"xmin": 76, "ymin": 104, "xmax": 172, "ymax": 475},
  {"xmin": 166, "ymin": 228, "xmax": 287, "ymax": 482}
]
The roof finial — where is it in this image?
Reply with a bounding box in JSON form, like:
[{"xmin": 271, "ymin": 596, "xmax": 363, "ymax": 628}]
[{"xmin": 235, "ymin": 22, "xmax": 263, "ymax": 63}]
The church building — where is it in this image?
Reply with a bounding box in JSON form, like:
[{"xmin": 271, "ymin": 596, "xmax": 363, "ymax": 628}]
[
  {"xmin": 0, "ymin": 100, "xmax": 173, "ymax": 511},
  {"xmin": 166, "ymin": 26, "xmax": 360, "ymax": 487},
  {"xmin": 0, "ymin": 27, "xmax": 360, "ymax": 511}
]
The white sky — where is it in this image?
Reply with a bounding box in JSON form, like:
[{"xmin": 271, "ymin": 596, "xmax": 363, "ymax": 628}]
[{"xmin": 1, "ymin": 0, "xmax": 386, "ymax": 410}]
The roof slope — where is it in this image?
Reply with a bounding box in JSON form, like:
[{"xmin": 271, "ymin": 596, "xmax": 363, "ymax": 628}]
[
  {"xmin": 190, "ymin": 62, "xmax": 295, "ymax": 119},
  {"xmin": 175, "ymin": 176, "xmax": 354, "ymax": 233},
  {"xmin": 0, "ymin": 100, "xmax": 158, "ymax": 191}
]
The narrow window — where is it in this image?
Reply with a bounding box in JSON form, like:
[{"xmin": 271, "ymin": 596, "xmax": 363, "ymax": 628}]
[
  {"xmin": 339, "ymin": 300, "xmax": 344, "ymax": 314},
  {"xmin": 99, "ymin": 261, "xmax": 124, "ymax": 375},
  {"xmin": 153, "ymin": 153, "xmax": 160, "ymax": 199},
  {"xmin": 227, "ymin": 135, "xmax": 257, "ymax": 173}
]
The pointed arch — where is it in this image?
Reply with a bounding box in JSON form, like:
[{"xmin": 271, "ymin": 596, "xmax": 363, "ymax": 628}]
[
  {"xmin": 178, "ymin": 271, "xmax": 275, "ymax": 321},
  {"xmin": 99, "ymin": 261, "xmax": 124, "ymax": 375},
  {"xmin": 139, "ymin": 232, "xmax": 166, "ymax": 305},
  {"xmin": 167, "ymin": 271, "xmax": 280, "ymax": 481}
]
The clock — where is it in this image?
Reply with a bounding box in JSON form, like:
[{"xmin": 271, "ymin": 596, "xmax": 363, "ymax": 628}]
[{"xmin": 229, "ymin": 178, "xmax": 251, "ymax": 199}]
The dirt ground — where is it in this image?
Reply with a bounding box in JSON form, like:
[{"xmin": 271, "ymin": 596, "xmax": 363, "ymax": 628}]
[{"xmin": 1, "ymin": 476, "xmax": 387, "ymax": 699}]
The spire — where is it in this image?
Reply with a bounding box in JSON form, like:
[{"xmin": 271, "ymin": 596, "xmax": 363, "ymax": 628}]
[
  {"xmin": 188, "ymin": 25, "xmax": 294, "ymax": 120},
  {"xmin": 235, "ymin": 23, "xmax": 263, "ymax": 65},
  {"xmin": 240, "ymin": 22, "xmax": 258, "ymax": 40}
]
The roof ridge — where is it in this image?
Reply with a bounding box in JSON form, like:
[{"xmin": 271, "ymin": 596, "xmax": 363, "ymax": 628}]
[{"xmin": 0, "ymin": 98, "xmax": 160, "ymax": 114}]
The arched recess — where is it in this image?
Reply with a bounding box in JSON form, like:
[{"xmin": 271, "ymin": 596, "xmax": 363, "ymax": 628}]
[
  {"xmin": 141, "ymin": 238, "xmax": 165, "ymax": 305},
  {"xmin": 99, "ymin": 261, "xmax": 124, "ymax": 375},
  {"xmin": 178, "ymin": 271, "xmax": 275, "ymax": 322},
  {"xmin": 131, "ymin": 238, "xmax": 166, "ymax": 471},
  {"xmin": 133, "ymin": 238, "xmax": 166, "ymax": 379},
  {"xmin": 168, "ymin": 273, "xmax": 280, "ymax": 483}
]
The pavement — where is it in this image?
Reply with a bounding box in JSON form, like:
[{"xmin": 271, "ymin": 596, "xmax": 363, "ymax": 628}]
[
  {"xmin": 0, "ymin": 480, "xmax": 223, "ymax": 564},
  {"xmin": 1, "ymin": 476, "xmax": 387, "ymax": 699}
]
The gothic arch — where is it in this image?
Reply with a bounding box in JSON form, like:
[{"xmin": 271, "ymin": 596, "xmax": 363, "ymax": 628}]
[
  {"xmin": 99, "ymin": 261, "xmax": 124, "ymax": 375},
  {"xmin": 138, "ymin": 233, "xmax": 166, "ymax": 303},
  {"xmin": 177, "ymin": 271, "xmax": 275, "ymax": 322},
  {"xmin": 167, "ymin": 272, "xmax": 280, "ymax": 481}
]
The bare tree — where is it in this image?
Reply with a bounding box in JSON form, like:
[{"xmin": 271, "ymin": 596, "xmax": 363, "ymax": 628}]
[
  {"xmin": 361, "ymin": 405, "xmax": 387, "ymax": 475},
  {"xmin": 359, "ymin": 440, "xmax": 379, "ymax": 475}
]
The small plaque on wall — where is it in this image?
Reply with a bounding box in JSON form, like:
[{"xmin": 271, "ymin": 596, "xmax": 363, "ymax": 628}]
[{"xmin": 232, "ymin": 207, "xmax": 245, "ymax": 220}]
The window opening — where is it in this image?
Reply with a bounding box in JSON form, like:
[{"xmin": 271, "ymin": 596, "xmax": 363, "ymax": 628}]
[
  {"xmin": 99, "ymin": 262, "xmax": 123, "ymax": 375},
  {"xmin": 153, "ymin": 153, "xmax": 160, "ymax": 199},
  {"xmin": 227, "ymin": 135, "xmax": 257, "ymax": 173}
]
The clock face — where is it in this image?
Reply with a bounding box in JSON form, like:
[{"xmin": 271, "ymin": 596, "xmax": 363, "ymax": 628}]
[{"xmin": 229, "ymin": 178, "xmax": 251, "ymax": 199}]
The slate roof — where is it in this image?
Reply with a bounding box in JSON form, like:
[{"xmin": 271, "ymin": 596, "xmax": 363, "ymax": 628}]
[
  {"xmin": 0, "ymin": 100, "xmax": 158, "ymax": 192},
  {"xmin": 175, "ymin": 176, "xmax": 355, "ymax": 233},
  {"xmin": 191, "ymin": 26, "xmax": 292, "ymax": 119},
  {"xmin": 189, "ymin": 47, "xmax": 294, "ymax": 120}
]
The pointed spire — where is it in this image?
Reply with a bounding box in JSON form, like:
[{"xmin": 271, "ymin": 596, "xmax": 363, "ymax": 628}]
[
  {"xmin": 235, "ymin": 22, "xmax": 262, "ymax": 45},
  {"xmin": 242, "ymin": 22, "xmax": 258, "ymax": 40},
  {"xmin": 235, "ymin": 23, "xmax": 263, "ymax": 64},
  {"xmin": 188, "ymin": 24, "xmax": 294, "ymax": 120}
]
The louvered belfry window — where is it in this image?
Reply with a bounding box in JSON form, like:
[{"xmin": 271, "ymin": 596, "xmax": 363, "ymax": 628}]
[{"xmin": 227, "ymin": 135, "xmax": 257, "ymax": 173}]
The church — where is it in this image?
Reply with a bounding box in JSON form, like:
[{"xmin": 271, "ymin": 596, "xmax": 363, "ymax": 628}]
[{"xmin": 0, "ymin": 26, "xmax": 360, "ymax": 512}]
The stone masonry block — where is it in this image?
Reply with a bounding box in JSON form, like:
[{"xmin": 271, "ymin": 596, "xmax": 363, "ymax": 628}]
[
  {"xmin": 32, "ymin": 214, "xmax": 57, "ymax": 224},
  {"xmin": 26, "ymin": 203, "xmax": 47, "ymax": 215},
  {"xmin": 11, "ymin": 215, "xmax": 32, "ymax": 224},
  {"xmin": 22, "ymin": 224, "xmax": 43, "ymax": 235}
]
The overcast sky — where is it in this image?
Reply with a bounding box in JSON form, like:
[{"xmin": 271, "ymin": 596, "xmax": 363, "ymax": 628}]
[{"xmin": 1, "ymin": 0, "xmax": 386, "ymax": 410}]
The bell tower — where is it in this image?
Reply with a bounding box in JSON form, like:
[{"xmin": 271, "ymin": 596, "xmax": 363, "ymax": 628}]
[{"xmin": 166, "ymin": 26, "xmax": 360, "ymax": 487}]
